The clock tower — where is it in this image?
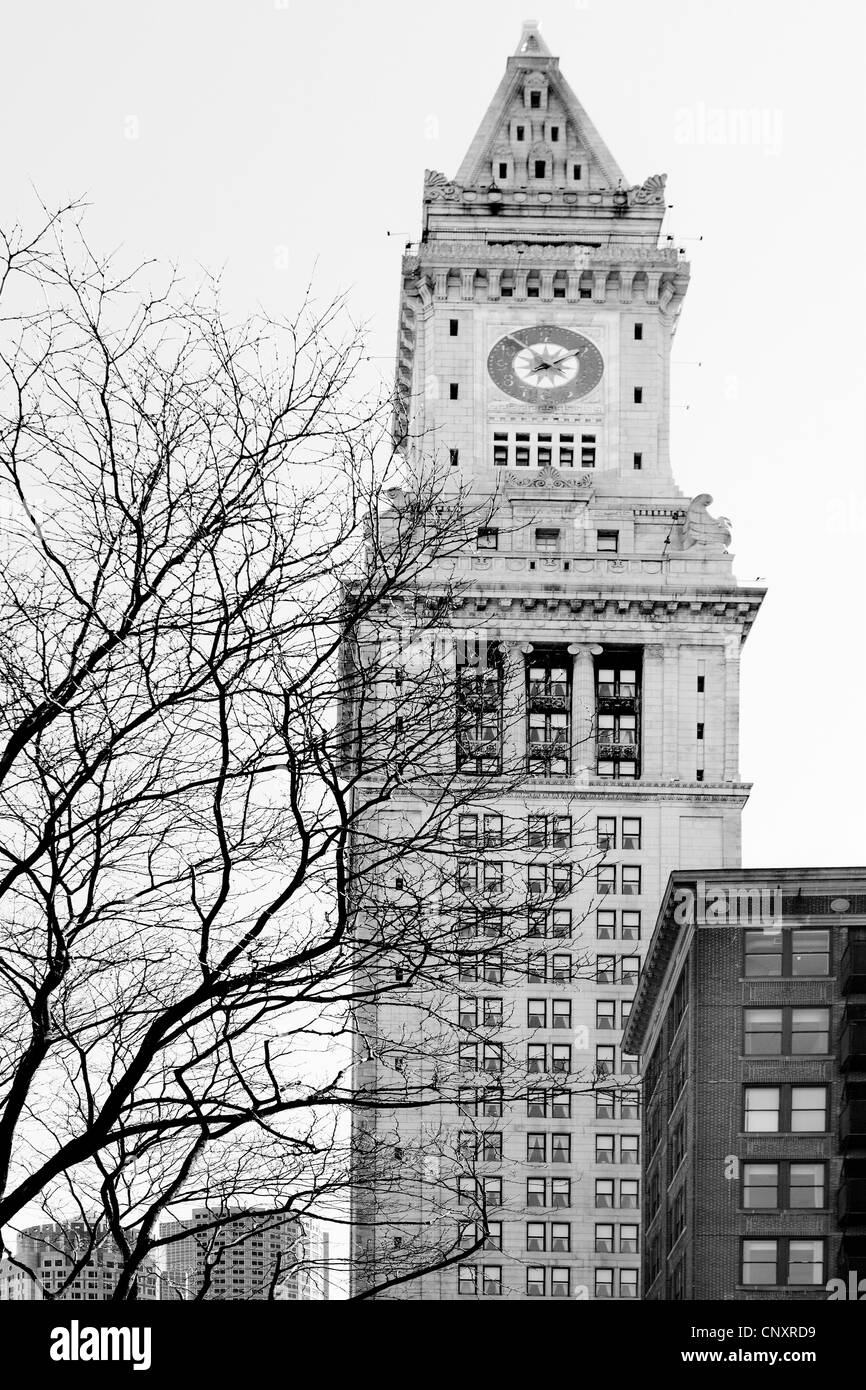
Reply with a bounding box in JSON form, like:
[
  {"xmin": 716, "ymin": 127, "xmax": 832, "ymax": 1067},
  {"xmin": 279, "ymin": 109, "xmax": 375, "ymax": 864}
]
[{"xmin": 353, "ymin": 22, "xmax": 765, "ymax": 1300}]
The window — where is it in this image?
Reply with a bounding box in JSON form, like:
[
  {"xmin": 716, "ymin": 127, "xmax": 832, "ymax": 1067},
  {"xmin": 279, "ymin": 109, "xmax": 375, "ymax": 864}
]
[
  {"xmin": 449, "ymin": 448, "xmax": 459, "ymax": 467},
  {"xmin": 515, "ymin": 432, "xmax": 530, "ymax": 465},
  {"xmin": 527, "ymin": 952, "xmax": 546, "ymax": 982},
  {"xmin": 595, "ymin": 1223, "xmax": 614, "ymax": 1253},
  {"xmin": 594, "ymin": 1089, "xmax": 617, "ymax": 1123},
  {"xmin": 597, "ymin": 867, "xmax": 615, "ymax": 897},
  {"xmin": 597, "ymin": 910, "xmax": 616, "ymax": 940},
  {"xmin": 621, "ymin": 956, "xmax": 640, "ymax": 986},
  {"xmin": 634, "ymin": 323, "xmax": 643, "ymax": 340},
  {"xmin": 552, "ymin": 1001, "xmax": 571, "ymax": 1029},
  {"xmin": 550, "ymin": 1222, "xmax": 570, "ymax": 1254},
  {"xmin": 620, "ymin": 1224, "xmax": 639, "ymax": 1255},
  {"xmin": 621, "ymin": 1179, "xmax": 639, "ymax": 1209},
  {"xmin": 528, "ymin": 999, "xmax": 546, "ymax": 1029},
  {"xmin": 791, "ymin": 1086, "xmax": 827, "ymax": 1132},
  {"xmin": 633, "ymin": 452, "xmax": 642, "ymax": 470},
  {"xmin": 633, "ymin": 387, "xmax": 643, "ymax": 403},
  {"xmin": 483, "ymin": 951, "xmax": 503, "ymax": 984},
  {"xmin": 552, "ymin": 815, "xmax": 571, "ymax": 848},
  {"xmin": 552, "ymin": 1134, "xmax": 571, "ymax": 1163},
  {"xmin": 528, "ymin": 863, "xmax": 546, "ymax": 899},
  {"xmin": 537, "ymin": 433, "xmax": 551, "ymax": 465},
  {"xmin": 696, "ymin": 722, "xmax": 704, "ymax": 740},
  {"xmin": 527, "ymin": 1044, "xmax": 546, "ymax": 1074},
  {"xmin": 743, "ymin": 1163, "xmax": 778, "ymax": 1209},
  {"xmin": 744, "ymin": 1008, "xmax": 782, "ymax": 1054},
  {"xmin": 552, "ymin": 907, "xmax": 571, "ymax": 936},
  {"xmin": 476, "ymin": 527, "xmax": 498, "ymax": 550},
  {"xmin": 526, "ymin": 1222, "xmax": 546, "ymax": 1252},
  {"xmin": 742, "ymin": 1238, "xmax": 824, "ymax": 1287},
  {"xmin": 596, "ymin": 1134, "xmax": 615, "ymax": 1164},
  {"xmin": 744, "ymin": 1086, "xmax": 780, "ymax": 1133},
  {"xmin": 552, "ymin": 954, "xmax": 571, "ymax": 983},
  {"xmin": 621, "ymin": 867, "xmax": 641, "ymax": 896},
  {"xmin": 597, "ymin": 1000, "xmax": 616, "ymax": 1030},
  {"xmin": 534, "ymin": 160, "xmax": 546, "ymax": 178},
  {"xmin": 482, "ymin": 1176, "xmax": 502, "ymax": 1206},
  {"xmin": 526, "ymin": 1267, "xmax": 545, "ymax": 1297},
  {"xmin": 493, "ymin": 432, "xmax": 508, "ymax": 467},
  {"xmin": 789, "ymin": 1239, "xmax": 823, "ymax": 1286},
  {"xmin": 622, "ymin": 818, "xmax": 641, "ymax": 849},
  {"xmin": 449, "ymin": 319, "xmax": 459, "ymax": 336},
  {"xmin": 458, "ymin": 1043, "xmax": 478, "ymax": 1074},
  {"xmin": 621, "ymin": 1090, "xmax": 640, "ymax": 1120},
  {"xmin": 482, "ymin": 1043, "xmax": 502, "ymax": 1075},
  {"xmin": 595, "ymin": 1269, "xmax": 613, "ymax": 1299},
  {"xmin": 482, "ymin": 1265, "xmax": 502, "ymax": 1296},
  {"xmin": 552, "ymin": 1090, "xmax": 571, "ymax": 1119},
  {"xmin": 458, "ymin": 954, "xmax": 477, "ymax": 983},
  {"xmin": 596, "ymin": 1045, "xmax": 615, "ymax": 1077},
  {"xmin": 596, "ymin": 955, "xmax": 616, "ymax": 983},
  {"xmin": 551, "ymin": 1044, "xmax": 571, "ymax": 1074},
  {"xmin": 527, "ymin": 1178, "xmax": 546, "ymax": 1208},
  {"xmin": 559, "ymin": 434, "xmax": 574, "ymax": 467},
  {"xmin": 573, "ymin": 163, "xmax": 582, "ymax": 180},
  {"xmin": 458, "ymin": 1266, "xmax": 477, "ymax": 1295},
  {"xmin": 620, "ymin": 1135, "xmax": 639, "ymax": 1164},
  {"xmin": 516, "ymin": 125, "xmax": 526, "ymax": 141},
  {"xmin": 622, "ymin": 911, "xmax": 641, "ymax": 941},
  {"xmin": 551, "ymin": 1267, "xmax": 570, "ymax": 1298},
  {"xmin": 597, "ymin": 817, "xmax": 616, "ymax": 849},
  {"xmin": 459, "ymin": 997, "xmax": 478, "ymax": 1029},
  {"xmin": 535, "ymin": 527, "xmax": 560, "ymax": 552},
  {"xmin": 744, "ymin": 928, "xmax": 830, "ymax": 977},
  {"xmin": 530, "ymin": 90, "xmax": 541, "ymax": 109},
  {"xmin": 550, "ymin": 126, "xmax": 560, "ymax": 142},
  {"xmin": 597, "ymin": 531, "xmax": 619, "ymax": 553},
  {"xmin": 596, "ymin": 1179, "xmax": 614, "ymax": 1208},
  {"xmin": 526, "ymin": 1087, "xmax": 547, "ymax": 1119},
  {"xmin": 449, "ymin": 382, "xmax": 459, "ymax": 400},
  {"xmin": 620, "ymin": 1269, "xmax": 638, "ymax": 1298},
  {"xmin": 481, "ymin": 1132, "xmax": 502, "ymax": 1163},
  {"xmin": 790, "ymin": 1163, "xmax": 825, "ymax": 1209},
  {"xmin": 528, "ymin": 814, "xmax": 546, "ymax": 848},
  {"xmin": 551, "ymin": 1178, "xmax": 570, "ymax": 1208}
]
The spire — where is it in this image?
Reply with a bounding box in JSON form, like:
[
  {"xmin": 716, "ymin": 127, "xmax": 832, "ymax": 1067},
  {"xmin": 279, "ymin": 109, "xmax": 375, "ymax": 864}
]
[{"xmin": 515, "ymin": 19, "xmax": 551, "ymax": 55}]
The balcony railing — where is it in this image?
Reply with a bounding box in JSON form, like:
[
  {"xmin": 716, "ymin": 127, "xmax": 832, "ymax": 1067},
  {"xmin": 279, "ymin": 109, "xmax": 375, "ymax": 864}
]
[
  {"xmin": 597, "ymin": 683, "xmax": 637, "ymax": 701},
  {"xmin": 840, "ymin": 939, "xmax": 866, "ymax": 994},
  {"xmin": 840, "ymin": 1017, "xmax": 866, "ymax": 1071}
]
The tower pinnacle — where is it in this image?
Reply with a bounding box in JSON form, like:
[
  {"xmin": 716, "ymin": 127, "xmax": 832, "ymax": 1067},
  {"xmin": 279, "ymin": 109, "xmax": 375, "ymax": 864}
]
[{"xmin": 515, "ymin": 19, "xmax": 551, "ymax": 55}]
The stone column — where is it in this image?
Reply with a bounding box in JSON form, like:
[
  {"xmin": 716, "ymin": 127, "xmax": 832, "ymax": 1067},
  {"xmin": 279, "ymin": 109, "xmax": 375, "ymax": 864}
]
[
  {"xmin": 568, "ymin": 644, "xmax": 602, "ymax": 783},
  {"xmin": 502, "ymin": 641, "xmax": 532, "ymax": 774},
  {"xmin": 662, "ymin": 644, "xmax": 680, "ymax": 779},
  {"xmin": 642, "ymin": 644, "xmax": 665, "ymax": 781},
  {"xmin": 723, "ymin": 632, "xmax": 741, "ymax": 781}
]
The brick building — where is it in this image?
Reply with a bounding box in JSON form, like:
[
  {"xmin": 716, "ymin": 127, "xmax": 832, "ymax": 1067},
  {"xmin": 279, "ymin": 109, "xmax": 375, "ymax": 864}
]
[
  {"xmin": 351, "ymin": 21, "xmax": 765, "ymax": 1299},
  {"xmin": 623, "ymin": 868, "xmax": 866, "ymax": 1299}
]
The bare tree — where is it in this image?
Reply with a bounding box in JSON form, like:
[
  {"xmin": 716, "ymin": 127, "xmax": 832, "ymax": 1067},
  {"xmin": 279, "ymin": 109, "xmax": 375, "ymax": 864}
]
[{"xmin": 0, "ymin": 206, "xmax": 610, "ymax": 1301}]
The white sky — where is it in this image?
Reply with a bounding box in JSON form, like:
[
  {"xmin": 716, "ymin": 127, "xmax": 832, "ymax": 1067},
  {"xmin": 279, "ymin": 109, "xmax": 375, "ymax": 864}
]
[{"xmin": 3, "ymin": 0, "xmax": 864, "ymax": 867}]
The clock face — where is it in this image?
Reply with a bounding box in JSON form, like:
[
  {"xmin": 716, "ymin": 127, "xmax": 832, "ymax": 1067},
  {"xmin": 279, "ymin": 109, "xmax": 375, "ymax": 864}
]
[{"xmin": 487, "ymin": 324, "xmax": 604, "ymax": 405}]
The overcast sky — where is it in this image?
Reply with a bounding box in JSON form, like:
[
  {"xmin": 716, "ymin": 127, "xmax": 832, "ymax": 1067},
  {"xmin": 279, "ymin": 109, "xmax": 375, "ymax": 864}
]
[{"xmin": 3, "ymin": 0, "xmax": 864, "ymax": 868}]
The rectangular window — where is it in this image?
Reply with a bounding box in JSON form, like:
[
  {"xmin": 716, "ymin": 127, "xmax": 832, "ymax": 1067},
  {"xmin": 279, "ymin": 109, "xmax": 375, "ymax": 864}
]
[
  {"xmin": 535, "ymin": 527, "xmax": 561, "ymax": 551},
  {"xmin": 527, "ymin": 1087, "xmax": 547, "ymax": 1119},
  {"xmin": 449, "ymin": 319, "xmax": 459, "ymax": 336},
  {"xmin": 744, "ymin": 1007, "xmax": 783, "ymax": 1055},
  {"xmin": 597, "ymin": 866, "xmax": 616, "ymax": 896},
  {"xmin": 482, "ymin": 1088, "xmax": 503, "ymax": 1117},
  {"xmin": 482, "ymin": 1265, "xmax": 502, "ymax": 1296},
  {"xmin": 620, "ymin": 1269, "xmax": 638, "ymax": 1298},
  {"xmin": 458, "ymin": 1266, "xmax": 478, "ymax": 1296},
  {"xmin": 621, "ymin": 910, "xmax": 641, "ymax": 941},
  {"xmin": 597, "ymin": 909, "xmax": 616, "ymax": 939},
  {"xmin": 551, "ymin": 954, "xmax": 571, "ymax": 982},
  {"xmin": 534, "ymin": 160, "xmax": 546, "ymax": 178},
  {"xmin": 527, "ymin": 952, "xmax": 546, "ymax": 982},
  {"xmin": 621, "ymin": 1089, "xmax": 640, "ymax": 1119},
  {"xmin": 551, "ymin": 1222, "xmax": 570, "ymax": 1254},
  {"xmin": 597, "ymin": 1000, "xmax": 616, "ymax": 1030},
  {"xmin": 573, "ymin": 163, "xmax": 582, "ymax": 180},
  {"xmin": 792, "ymin": 930, "xmax": 830, "ymax": 976},
  {"xmin": 595, "ymin": 1268, "xmax": 613, "ymax": 1299},
  {"xmin": 552, "ymin": 1000, "xmax": 571, "ymax": 1029},
  {"xmin": 551, "ymin": 1134, "xmax": 571, "ymax": 1163},
  {"xmin": 743, "ymin": 1163, "xmax": 779, "ymax": 1209},
  {"xmin": 596, "ymin": 955, "xmax": 616, "ymax": 984},
  {"xmin": 595, "ymin": 1223, "xmax": 614, "ymax": 1253},
  {"xmin": 621, "ymin": 1180, "xmax": 639, "ymax": 1209},
  {"xmin": 550, "ymin": 125, "xmax": 560, "ymax": 142},
  {"xmin": 788, "ymin": 1239, "xmax": 823, "ymax": 1286},
  {"xmin": 791, "ymin": 1085, "xmax": 827, "ymax": 1132},
  {"xmin": 596, "ymin": 1044, "xmax": 615, "ymax": 1076},
  {"xmin": 622, "ymin": 866, "xmax": 641, "ymax": 895},
  {"xmin": 551, "ymin": 1044, "xmax": 571, "ymax": 1075},
  {"xmin": 581, "ymin": 433, "xmax": 596, "ymax": 468},
  {"xmin": 621, "ymin": 956, "xmax": 640, "ymax": 986},
  {"xmin": 597, "ymin": 816, "xmax": 616, "ymax": 849},
  {"xmin": 527, "ymin": 1178, "xmax": 546, "ymax": 1208},
  {"xmin": 559, "ymin": 435, "xmax": 574, "ymax": 467},
  {"xmin": 596, "ymin": 1134, "xmax": 615, "ymax": 1164},
  {"xmin": 449, "ymin": 448, "xmax": 459, "ymax": 467},
  {"xmin": 633, "ymin": 452, "xmax": 642, "ymax": 470},
  {"xmin": 634, "ymin": 323, "xmax": 643, "ymax": 340},
  {"xmin": 552, "ymin": 815, "xmax": 572, "ymax": 848},
  {"xmin": 595, "ymin": 1179, "xmax": 613, "ymax": 1208},
  {"xmin": 516, "ymin": 125, "xmax": 525, "ymax": 140},
  {"xmin": 551, "ymin": 1178, "xmax": 570, "ymax": 1208},
  {"xmin": 527, "ymin": 1132, "xmax": 547, "ymax": 1164},
  {"xmin": 551, "ymin": 1267, "xmax": 570, "ymax": 1298},
  {"xmin": 789, "ymin": 1163, "xmax": 825, "ymax": 1209},
  {"xmin": 537, "ymin": 434, "xmax": 552, "ymax": 466},
  {"xmin": 449, "ymin": 382, "xmax": 459, "ymax": 400},
  {"xmin": 527, "ymin": 1044, "xmax": 546, "ymax": 1074},
  {"xmin": 527, "ymin": 999, "xmax": 547, "ymax": 1029},
  {"xmin": 744, "ymin": 1087, "xmax": 780, "ymax": 1133},
  {"xmin": 622, "ymin": 818, "xmax": 641, "ymax": 849},
  {"xmin": 620, "ymin": 1135, "xmax": 639, "ymax": 1164},
  {"xmin": 526, "ymin": 1221, "xmax": 546, "ymax": 1252},
  {"xmin": 528, "ymin": 814, "xmax": 547, "ymax": 848},
  {"xmin": 791, "ymin": 1007, "xmax": 830, "ymax": 1053},
  {"xmin": 482, "ymin": 997, "xmax": 502, "ymax": 1027},
  {"xmin": 459, "ymin": 997, "xmax": 478, "ymax": 1029},
  {"xmin": 498, "ymin": 161, "xmax": 508, "ymax": 180},
  {"xmin": 493, "ymin": 432, "xmax": 508, "ymax": 467},
  {"xmin": 483, "ymin": 1043, "xmax": 502, "ymax": 1074},
  {"xmin": 526, "ymin": 1267, "xmax": 545, "ymax": 1297},
  {"xmin": 633, "ymin": 387, "xmax": 643, "ymax": 403},
  {"xmin": 476, "ymin": 527, "xmax": 498, "ymax": 550},
  {"xmin": 483, "ymin": 952, "xmax": 503, "ymax": 984},
  {"xmin": 551, "ymin": 1089, "xmax": 571, "ymax": 1119},
  {"xmin": 597, "ymin": 531, "xmax": 619, "ymax": 553}
]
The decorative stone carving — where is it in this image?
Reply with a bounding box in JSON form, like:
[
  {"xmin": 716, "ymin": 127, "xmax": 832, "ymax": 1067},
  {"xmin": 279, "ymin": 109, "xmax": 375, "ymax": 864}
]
[
  {"xmin": 671, "ymin": 495, "xmax": 733, "ymax": 553},
  {"xmin": 627, "ymin": 173, "xmax": 667, "ymax": 204},
  {"xmin": 505, "ymin": 471, "xmax": 594, "ymax": 491},
  {"xmin": 424, "ymin": 170, "xmax": 462, "ymax": 201}
]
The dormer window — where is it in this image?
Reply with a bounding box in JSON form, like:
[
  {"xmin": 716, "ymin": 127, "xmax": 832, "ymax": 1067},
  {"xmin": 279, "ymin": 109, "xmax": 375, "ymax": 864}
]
[
  {"xmin": 530, "ymin": 90, "xmax": 541, "ymax": 109},
  {"xmin": 550, "ymin": 126, "xmax": 560, "ymax": 142},
  {"xmin": 573, "ymin": 163, "xmax": 583, "ymax": 180},
  {"xmin": 498, "ymin": 162, "xmax": 508, "ymax": 179},
  {"xmin": 516, "ymin": 125, "xmax": 526, "ymax": 141},
  {"xmin": 534, "ymin": 160, "xmax": 546, "ymax": 178}
]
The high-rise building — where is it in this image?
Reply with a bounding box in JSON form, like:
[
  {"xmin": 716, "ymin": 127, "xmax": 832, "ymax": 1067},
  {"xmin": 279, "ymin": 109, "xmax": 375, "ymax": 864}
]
[
  {"xmin": 623, "ymin": 868, "xmax": 866, "ymax": 1300},
  {"xmin": 0, "ymin": 1222, "xmax": 159, "ymax": 1301},
  {"xmin": 159, "ymin": 1209, "xmax": 329, "ymax": 1301},
  {"xmin": 351, "ymin": 22, "xmax": 764, "ymax": 1299}
]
